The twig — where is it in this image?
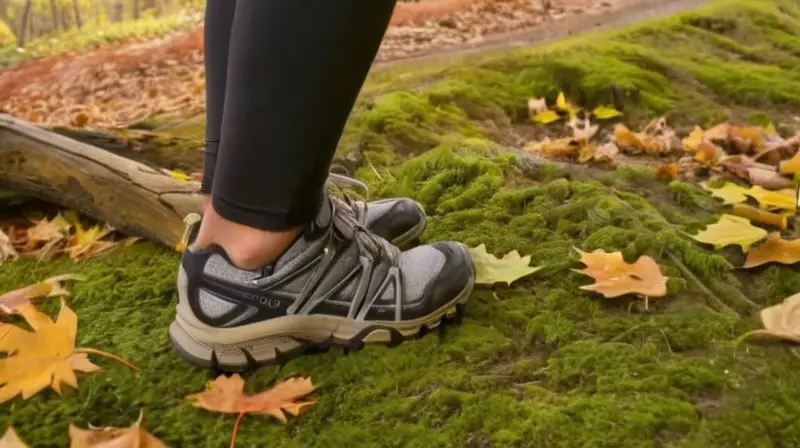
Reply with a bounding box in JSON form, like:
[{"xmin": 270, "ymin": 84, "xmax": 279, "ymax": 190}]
[
  {"xmin": 231, "ymin": 412, "xmax": 246, "ymax": 448},
  {"xmin": 664, "ymin": 250, "xmax": 738, "ymax": 318}
]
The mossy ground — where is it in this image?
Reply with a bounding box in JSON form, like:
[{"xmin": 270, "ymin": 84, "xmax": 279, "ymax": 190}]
[{"xmin": 4, "ymin": 1, "xmax": 800, "ymax": 446}]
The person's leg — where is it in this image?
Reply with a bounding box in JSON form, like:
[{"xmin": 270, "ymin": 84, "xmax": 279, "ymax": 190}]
[
  {"xmin": 193, "ymin": 0, "xmax": 399, "ymax": 268},
  {"xmin": 199, "ymin": 0, "xmax": 236, "ymax": 207},
  {"xmin": 190, "ymin": 0, "xmax": 428, "ymax": 254},
  {"xmin": 173, "ymin": 0, "xmax": 475, "ymax": 370}
]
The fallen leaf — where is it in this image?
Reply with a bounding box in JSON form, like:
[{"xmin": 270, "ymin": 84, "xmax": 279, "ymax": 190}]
[
  {"xmin": 747, "ymin": 167, "xmax": 794, "ymax": 190},
  {"xmin": 166, "ymin": 169, "xmax": 190, "ymax": 182},
  {"xmin": 779, "ymin": 151, "xmax": 800, "ymax": 176},
  {"xmin": 0, "ymin": 229, "xmax": 18, "ymax": 263},
  {"xmin": 693, "ymin": 141, "xmax": 724, "ymax": 164},
  {"xmin": 525, "ymin": 137, "xmax": 580, "ymax": 159},
  {"xmin": 468, "ymin": 244, "xmax": 542, "ymax": 286},
  {"xmin": 68, "ymin": 410, "xmax": 166, "ymax": 448},
  {"xmin": 0, "ymin": 299, "xmax": 136, "ymax": 404},
  {"xmin": 0, "ymin": 427, "xmax": 29, "ymax": 448},
  {"xmin": 682, "ymin": 126, "xmax": 704, "ymax": 152},
  {"xmin": 65, "ymin": 222, "xmax": 117, "ymax": 261},
  {"xmin": 700, "ymin": 181, "xmax": 749, "ymax": 205},
  {"xmin": 554, "ymin": 91, "xmax": 575, "ymax": 116},
  {"xmin": 531, "ymin": 110, "xmax": 561, "ymax": 124},
  {"xmin": 740, "ymin": 292, "xmax": 800, "ymax": 344},
  {"xmin": 705, "ymin": 122, "xmax": 730, "ymax": 142},
  {"xmin": 732, "ymin": 204, "xmax": 787, "ymax": 230},
  {"xmin": 591, "ymin": 105, "xmax": 622, "ymax": 120},
  {"xmin": 24, "ymin": 214, "xmax": 72, "ymax": 260},
  {"xmin": 613, "ymin": 125, "xmax": 664, "ymax": 154},
  {"xmin": 187, "ymin": 374, "xmax": 316, "ymax": 447},
  {"xmin": 729, "ymin": 125, "xmax": 765, "ymax": 151},
  {"xmin": 655, "ymin": 163, "xmax": 678, "ymax": 181},
  {"xmin": 527, "ymin": 97, "xmax": 548, "ymax": 115},
  {"xmin": 0, "ymin": 274, "xmax": 85, "ymax": 315},
  {"xmin": 691, "ymin": 214, "xmax": 767, "ymax": 251},
  {"xmin": 744, "ymin": 186, "xmax": 796, "ymax": 212},
  {"xmin": 572, "ymin": 249, "xmax": 667, "ymax": 298},
  {"xmin": 567, "ymin": 115, "xmax": 599, "ymax": 141},
  {"xmin": 743, "ymin": 233, "xmax": 800, "ymax": 268}
]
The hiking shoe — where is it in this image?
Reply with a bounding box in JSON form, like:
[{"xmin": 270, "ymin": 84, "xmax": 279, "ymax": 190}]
[{"xmin": 170, "ymin": 193, "xmax": 475, "ymax": 371}]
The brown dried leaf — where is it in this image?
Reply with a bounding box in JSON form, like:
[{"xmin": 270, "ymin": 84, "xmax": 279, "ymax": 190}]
[
  {"xmin": 743, "ymin": 292, "xmax": 800, "ymax": 344},
  {"xmin": 186, "ymin": 374, "xmax": 316, "ymax": 447},
  {"xmin": 0, "ymin": 427, "xmax": 29, "ymax": 448},
  {"xmin": 572, "ymin": 248, "xmax": 668, "ymax": 298},
  {"xmin": 0, "ymin": 229, "xmax": 18, "ymax": 264},
  {"xmin": 68, "ymin": 410, "xmax": 166, "ymax": 448},
  {"xmin": 655, "ymin": 163, "xmax": 678, "ymax": 181},
  {"xmin": 0, "ymin": 274, "xmax": 85, "ymax": 315},
  {"xmin": 747, "ymin": 167, "xmax": 793, "ymax": 190},
  {"xmin": 744, "ymin": 233, "xmax": 800, "ymax": 268}
]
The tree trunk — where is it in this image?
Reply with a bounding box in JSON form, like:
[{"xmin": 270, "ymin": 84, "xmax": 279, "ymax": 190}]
[
  {"xmin": 0, "ymin": 114, "xmax": 203, "ymax": 249},
  {"xmin": 112, "ymin": 0, "xmax": 124, "ymax": 22},
  {"xmin": 133, "ymin": 0, "xmax": 140, "ymax": 19},
  {"xmin": 50, "ymin": 0, "xmax": 60, "ymax": 32},
  {"xmin": 17, "ymin": 0, "xmax": 32, "ymax": 47},
  {"xmin": 73, "ymin": 0, "xmax": 82, "ymax": 28}
]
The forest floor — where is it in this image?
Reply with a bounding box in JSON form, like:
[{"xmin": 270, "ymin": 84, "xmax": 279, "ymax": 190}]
[{"xmin": 3, "ymin": 0, "xmax": 800, "ymax": 447}]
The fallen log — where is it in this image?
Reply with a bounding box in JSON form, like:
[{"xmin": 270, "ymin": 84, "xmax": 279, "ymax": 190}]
[{"xmin": 0, "ymin": 114, "xmax": 203, "ymax": 249}]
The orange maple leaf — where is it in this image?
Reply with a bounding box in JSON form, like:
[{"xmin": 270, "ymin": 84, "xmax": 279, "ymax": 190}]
[
  {"xmin": 573, "ymin": 248, "xmax": 668, "ymax": 299},
  {"xmin": 744, "ymin": 233, "xmax": 800, "ymax": 269},
  {"xmin": 186, "ymin": 374, "xmax": 316, "ymax": 448}
]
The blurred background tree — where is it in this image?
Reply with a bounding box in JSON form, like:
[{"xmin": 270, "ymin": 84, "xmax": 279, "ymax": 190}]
[{"xmin": 0, "ymin": 0, "xmax": 205, "ymax": 47}]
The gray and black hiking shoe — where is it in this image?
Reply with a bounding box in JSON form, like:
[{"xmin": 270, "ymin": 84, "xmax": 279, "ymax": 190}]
[{"xmin": 170, "ymin": 193, "xmax": 475, "ymax": 371}]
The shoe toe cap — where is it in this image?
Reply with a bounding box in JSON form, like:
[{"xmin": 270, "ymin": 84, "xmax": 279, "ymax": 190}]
[{"xmin": 424, "ymin": 242, "xmax": 475, "ymax": 307}]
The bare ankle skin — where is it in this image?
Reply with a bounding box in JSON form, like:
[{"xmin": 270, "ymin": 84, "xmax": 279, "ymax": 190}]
[{"xmin": 193, "ymin": 202, "xmax": 302, "ymax": 270}]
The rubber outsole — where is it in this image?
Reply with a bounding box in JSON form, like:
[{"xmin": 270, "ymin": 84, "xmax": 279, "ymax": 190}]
[{"xmin": 169, "ymin": 277, "xmax": 473, "ymax": 372}]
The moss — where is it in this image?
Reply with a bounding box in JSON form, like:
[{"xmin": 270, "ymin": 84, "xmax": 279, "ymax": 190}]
[{"xmin": 6, "ymin": 1, "xmax": 800, "ymax": 447}]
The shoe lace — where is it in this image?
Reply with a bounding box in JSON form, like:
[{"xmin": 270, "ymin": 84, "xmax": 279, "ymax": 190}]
[{"xmin": 327, "ymin": 173, "xmax": 396, "ymax": 265}]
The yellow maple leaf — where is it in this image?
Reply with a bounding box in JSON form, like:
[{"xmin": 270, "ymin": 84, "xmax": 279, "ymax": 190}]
[
  {"xmin": 699, "ymin": 181, "xmax": 749, "ymax": 205},
  {"xmin": 0, "ymin": 300, "xmax": 100, "ymax": 403},
  {"xmin": 744, "ymin": 186, "xmax": 796, "ymax": 212},
  {"xmin": 691, "ymin": 214, "xmax": 767, "ymax": 251},
  {"xmin": 531, "ymin": 110, "xmax": 562, "ymax": 124},
  {"xmin": 0, "ymin": 300, "xmax": 137, "ymax": 404},
  {"xmin": 65, "ymin": 222, "xmax": 117, "ymax": 261},
  {"xmin": 468, "ymin": 244, "xmax": 543, "ymax": 286},
  {"xmin": 682, "ymin": 126, "xmax": 704, "ymax": 152},
  {"xmin": 591, "ymin": 106, "xmax": 622, "ymax": 120}
]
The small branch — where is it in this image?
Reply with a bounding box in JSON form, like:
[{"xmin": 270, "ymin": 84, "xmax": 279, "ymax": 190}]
[
  {"xmin": 76, "ymin": 347, "xmax": 140, "ymax": 372},
  {"xmin": 664, "ymin": 250, "xmax": 738, "ymax": 317}
]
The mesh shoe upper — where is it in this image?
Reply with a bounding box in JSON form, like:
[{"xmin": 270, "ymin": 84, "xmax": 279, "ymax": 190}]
[{"xmin": 181, "ymin": 193, "xmax": 473, "ymax": 329}]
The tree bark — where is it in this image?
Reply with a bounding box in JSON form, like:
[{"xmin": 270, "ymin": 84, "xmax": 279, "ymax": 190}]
[
  {"xmin": 50, "ymin": 0, "xmax": 59, "ymax": 32},
  {"xmin": 0, "ymin": 114, "xmax": 203, "ymax": 249},
  {"xmin": 73, "ymin": 0, "xmax": 82, "ymax": 28},
  {"xmin": 17, "ymin": 0, "xmax": 32, "ymax": 47}
]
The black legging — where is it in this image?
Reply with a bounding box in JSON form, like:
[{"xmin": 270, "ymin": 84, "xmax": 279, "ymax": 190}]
[{"xmin": 201, "ymin": 0, "xmax": 396, "ymax": 230}]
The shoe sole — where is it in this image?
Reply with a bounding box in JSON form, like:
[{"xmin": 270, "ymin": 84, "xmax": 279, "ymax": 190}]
[
  {"xmin": 169, "ymin": 265, "xmax": 474, "ymax": 372},
  {"xmin": 389, "ymin": 201, "xmax": 427, "ymax": 250}
]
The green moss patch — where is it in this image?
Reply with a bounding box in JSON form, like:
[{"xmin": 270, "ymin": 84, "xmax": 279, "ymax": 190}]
[{"xmin": 4, "ymin": 1, "xmax": 800, "ymax": 446}]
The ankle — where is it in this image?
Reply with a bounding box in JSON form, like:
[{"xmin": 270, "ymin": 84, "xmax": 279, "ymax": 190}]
[{"xmin": 193, "ymin": 204, "xmax": 303, "ymax": 270}]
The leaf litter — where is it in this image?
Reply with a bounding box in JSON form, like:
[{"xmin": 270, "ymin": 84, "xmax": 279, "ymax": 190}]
[{"xmin": 572, "ymin": 248, "xmax": 668, "ymax": 300}]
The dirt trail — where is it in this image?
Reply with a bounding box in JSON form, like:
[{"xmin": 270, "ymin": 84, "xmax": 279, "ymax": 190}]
[
  {"xmin": 378, "ymin": 0, "xmax": 709, "ymax": 68},
  {"xmin": 0, "ymin": 0, "xmax": 711, "ymax": 129}
]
